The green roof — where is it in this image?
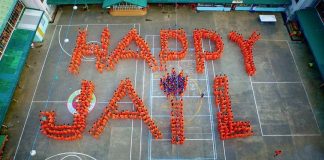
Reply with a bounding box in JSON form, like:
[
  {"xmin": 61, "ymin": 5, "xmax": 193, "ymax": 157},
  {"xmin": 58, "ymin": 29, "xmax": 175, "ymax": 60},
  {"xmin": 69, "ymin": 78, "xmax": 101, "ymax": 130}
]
[
  {"xmin": 0, "ymin": 29, "xmax": 35, "ymax": 129},
  {"xmin": 243, "ymin": 0, "xmax": 291, "ymax": 5},
  {"xmin": 296, "ymin": 8, "xmax": 324, "ymax": 79},
  {"xmin": 148, "ymin": 0, "xmax": 232, "ymax": 3},
  {"xmin": 0, "ymin": 0, "xmax": 18, "ymax": 34},
  {"xmin": 47, "ymin": 0, "xmax": 291, "ymax": 6},
  {"xmin": 47, "ymin": 0, "xmax": 103, "ymax": 5},
  {"xmin": 103, "ymin": 0, "xmax": 147, "ymax": 8}
]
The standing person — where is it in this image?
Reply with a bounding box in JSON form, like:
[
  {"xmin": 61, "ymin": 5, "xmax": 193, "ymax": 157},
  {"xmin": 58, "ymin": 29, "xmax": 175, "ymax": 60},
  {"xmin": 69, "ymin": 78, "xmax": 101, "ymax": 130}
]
[
  {"xmin": 274, "ymin": 150, "xmax": 282, "ymax": 157},
  {"xmin": 201, "ymin": 93, "xmax": 204, "ymax": 98}
]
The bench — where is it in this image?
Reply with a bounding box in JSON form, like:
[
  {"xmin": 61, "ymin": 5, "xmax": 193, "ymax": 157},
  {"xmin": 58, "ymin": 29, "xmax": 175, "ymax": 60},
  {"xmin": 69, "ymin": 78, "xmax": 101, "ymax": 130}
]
[{"xmin": 259, "ymin": 15, "xmax": 277, "ymax": 22}]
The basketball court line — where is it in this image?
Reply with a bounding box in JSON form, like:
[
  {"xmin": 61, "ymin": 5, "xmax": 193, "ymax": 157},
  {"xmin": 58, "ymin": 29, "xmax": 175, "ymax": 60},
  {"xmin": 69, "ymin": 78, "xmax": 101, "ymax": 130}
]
[
  {"xmin": 259, "ymin": 39, "xmax": 287, "ymax": 42},
  {"xmin": 146, "ymin": 34, "xmax": 218, "ymax": 159},
  {"xmin": 32, "ymin": 101, "xmax": 133, "ymax": 104},
  {"xmin": 148, "ymin": 35, "xmax": 155, "ymax": 160},
  {"xmin": 152, "ymin": 96, "xmax": 211, "ymax": 98},
  {"xmin": 45, "ymin": 152, "xmax": 97, "ymax": 160},
  {"xmin": 59, "ymin": 23, "xmax": 139, "ymax": 62},
  {"xmin": 262, "ymin": 134, "xmax": 321, "ymax": 137},
  {"xmin": 14, "ymin": 25, "xmax": 58, "ymax": 159},
  {"xmin": 202, "ymin": 40, "xmax": 217, "ymax": 160},
  {"xmin": 55, "ymin": 23, "xmax": 140, "ymax": 26},
  {"xmin": 161, "ymin": 132, "xmax": 214, "ymax": 135},
  {"xmin": 139, "ymin": 35, "xmax": 148, "ymax": 160},
  {"xmin": 152, "ymin": 158, "xmax": 214, "ymax": 160},
  {"xmin": 15, "ymin": 23, "xmax": 141, "ymax": 159},
  {"xmin": 129, "ymin": 23, "xmax": 140, "ymax": 160},
  {"xmin": 209, "ymin": 38, "xmax": 226, "ymax": 160},
  {"xmin": 251, "ymin": 81, "xmax": 302, "ymax": 84},
  {"xmin": 249, "ymin": 76, "xmax": 264, "ymax": 136},
  {"xmin": 153, "ymin": 79, "xmax": 207, "ymax": 81},
  {"xmin": 155, "ymin": 139, "xmax": 213, "ymax": 141},
  {"xmin": 12, "ymin": 20, "xmax": 321, "ymax": 160},
  {"xmin": 286, "ymin": 41, "xmax": 321, "ymax": 134},
  {"xmin": 152, "ymin": 115, "xmax": 211, "ymax": 117}
]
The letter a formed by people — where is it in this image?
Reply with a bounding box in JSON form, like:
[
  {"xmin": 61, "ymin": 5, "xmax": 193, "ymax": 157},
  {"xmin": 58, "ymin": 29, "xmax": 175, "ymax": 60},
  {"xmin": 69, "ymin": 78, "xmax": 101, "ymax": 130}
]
[
  {"xmin": 107, "ymin": 28, "xmax": 159, "ymax": 71},
  {"xmin": 89, "ymin": 78, "xmax": 163, "ymax": 139}
]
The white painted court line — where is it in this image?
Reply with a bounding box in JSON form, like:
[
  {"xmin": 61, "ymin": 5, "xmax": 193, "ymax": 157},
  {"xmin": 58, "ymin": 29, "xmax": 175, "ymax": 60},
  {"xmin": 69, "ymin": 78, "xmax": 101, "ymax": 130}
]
[
  {"xmin": 252, "ymin": 81, "xmax": 302, "ymax": 84},
  {"xmin": 145, "ymin": 35, "xmax": 193, "ymax": 37},
  {"xmin": 152, "ymin": 115, "xmax": 211, "ymax": 117},
  {"xmin": 203, "ymin": 40, "xmax": 217, "ymax": 160},
  {"xmin": 249, "ymin": 76, "xmax": 264, "ymax": 136},
  {"xmin": 155, "ymin": 138, "xmax": 213, "ymax": 141},
  {"xmin": 263, "ymin": 134, "xmax": 321, "ymax": 137},
  {"xmin": 259, "ymin": 39, "xmax": 287, "ymax": 42},
  {"xmin": 153, "ymin": 78, "xmax": 206, "ymax": 81},
  {"xmin": 32, "ymin": 101, "xmax": 132, "ymax": 104},
  {"xmin": 129, "ymin": 23, "xmax": 139, "ymax": 160},
  {"xmin": 45, "ymin": 152, "xmax": 97, "ymax": 160},
  {"xmin": 14, "ymin": 25, "xmax": 58, "ymax": 159},
  {"xmin": 58, "ymin": 23, "xmax": 138, "ymax": 62},
  {"xmin": 151, "ymin": 47, "xmax": 196, "ymax": 51},
  {"xmin": 161, "ymin": 132, "xmax": 214, "ymax": 135},
  {"xmin": 138, "ymin": 35, "xmax": 147, "ymax": 160},
  {"xmin": 152, "ymin": 96, "xmax": 210, "ymax": 98},
  {"xmin": 211, "ymin": 28, "xmax": 227, "ymax": 160},
  {"xmin": 148, "ymin": 36, "xmax": 155, "ymax": 160},
  {"xmin": 57, "ymin": 23, "xmax": 141, "ymax": 26},
  {"xmin": 223, "ymin": 141, "xmax": 227, "ymax": 160},
  {"xmin": 152, "ymin": 158, "xmax": 214, "ymax": 160},
  {"xmin": 286, "ymin": 41, "xmax": 321, "ymax": 134}
]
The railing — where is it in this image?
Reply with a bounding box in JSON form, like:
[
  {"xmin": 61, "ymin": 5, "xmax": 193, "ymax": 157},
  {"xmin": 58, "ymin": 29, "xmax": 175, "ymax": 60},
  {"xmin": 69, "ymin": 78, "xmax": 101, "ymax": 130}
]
[
  {"xmin": 112, "ymin": 4, "xmax": 143, "ymax": 10},
  {"xmin": 0, "ymin": 1, "xmax": 25, "ymax": 60}
]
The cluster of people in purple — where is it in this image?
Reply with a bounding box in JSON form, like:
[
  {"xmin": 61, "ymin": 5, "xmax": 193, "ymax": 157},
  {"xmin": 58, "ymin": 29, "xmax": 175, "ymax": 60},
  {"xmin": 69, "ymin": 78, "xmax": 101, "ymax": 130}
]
[{"xmin": 160, "ymin": 68, "xmax": 188, "ymax": 98}]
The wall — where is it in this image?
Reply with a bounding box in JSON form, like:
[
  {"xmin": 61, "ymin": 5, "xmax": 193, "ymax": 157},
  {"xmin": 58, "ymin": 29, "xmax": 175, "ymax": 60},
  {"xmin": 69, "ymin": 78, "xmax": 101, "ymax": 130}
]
[
  {"xmin": 288, "ymin": 0, "xmax": 318, "ymax": 19},
  {"xmin": 21, "ymin": 0, "xmax": 56, "ymax": 22}
]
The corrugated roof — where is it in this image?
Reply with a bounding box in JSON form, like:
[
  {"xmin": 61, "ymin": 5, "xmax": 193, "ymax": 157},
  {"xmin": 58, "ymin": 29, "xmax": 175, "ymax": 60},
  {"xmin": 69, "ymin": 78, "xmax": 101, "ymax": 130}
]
[
  {"xmin": 148, "ymin": 0, "xmax": 232, "ymax": 3},
  {"xmin": 0, "ymin": 0, "xmax": 18, "ymax": 34},
  {"xmin": 0, "ymin": 29, "xmax": 35, "ymax": 128},
  {"xmin": 243, "ymin": 0, "xmax": 291, "ymax": 5},
  {"xmin": 47, "ymin": 0, "xmax": 103, "ymax": 5},
  {"xmin": 103, "ymin": 0, "xmax": 147, "ymax": 8}
]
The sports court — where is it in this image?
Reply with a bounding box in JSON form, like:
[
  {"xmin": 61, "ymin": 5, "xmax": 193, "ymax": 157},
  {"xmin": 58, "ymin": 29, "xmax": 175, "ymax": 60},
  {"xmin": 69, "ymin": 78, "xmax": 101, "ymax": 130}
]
[{"xmin": 3, "ymin": 5, "xmax": 324, "ymax": 160}]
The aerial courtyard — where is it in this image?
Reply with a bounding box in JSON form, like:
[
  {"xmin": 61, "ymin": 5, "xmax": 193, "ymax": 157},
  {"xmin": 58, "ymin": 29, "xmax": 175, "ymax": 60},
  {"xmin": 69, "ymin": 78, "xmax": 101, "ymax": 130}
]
[{"xmin": 1, "ymin": 3, "xmax": 324, "ymax": 160}]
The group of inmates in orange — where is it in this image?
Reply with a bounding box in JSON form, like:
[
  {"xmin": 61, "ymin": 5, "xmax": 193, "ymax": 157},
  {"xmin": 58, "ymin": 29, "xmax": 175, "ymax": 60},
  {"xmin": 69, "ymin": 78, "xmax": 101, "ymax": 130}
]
[
  {"xmin": 40, "ymin": 80, "xmax": 95, "ymax": 141},
  {"xmin": 95, "ymin": 27, "xmax": 110, "ymax": 73},
  {"xmin": 89, "ymin": 78, "xmax": 162, "ymax": 139},
  {"xmin": 214, "ymin": 75, "xmax": 253, "ymax": 140},
  {"xmin": 108, "ymin": 28, "xmax": 159, "ymax": 71},
  {"xmin": 160, "ymin": 69, "xmax": 188, "ymax": 144},
  {"xmin": 228, "ymin": 31, "xmax": 261, "ymax": 76},
  {"xmin": 170, "ymin": 98, "xmax": 185, "ymax": 144},
  {"xmin": 193, "ymin": 29, "xmax": 224, "ymax": 73},
  {"xmin": 68, "ymin": 27, "xmax": 110, "ymax": 74},
  {"xmin": 68, "ymin": 29, "xmax": 88, "ymax": 75},
  {"xmin": 159, "ymin": 29, "xmax": 188, "ymax": 64}
]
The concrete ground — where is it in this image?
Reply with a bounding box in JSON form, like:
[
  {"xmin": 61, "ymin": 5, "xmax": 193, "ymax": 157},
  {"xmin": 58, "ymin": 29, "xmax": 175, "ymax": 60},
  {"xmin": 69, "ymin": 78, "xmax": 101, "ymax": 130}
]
[{"xmin": 1, "ymin": 5, "xmax": 324, "ymax": 160}]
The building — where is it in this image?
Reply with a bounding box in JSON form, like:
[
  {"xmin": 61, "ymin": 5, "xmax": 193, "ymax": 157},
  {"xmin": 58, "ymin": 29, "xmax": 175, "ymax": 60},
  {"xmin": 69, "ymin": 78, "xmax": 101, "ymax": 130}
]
[{"xmin": 0, "ymin": 0, "xmax": 50, "ymax": 127}]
